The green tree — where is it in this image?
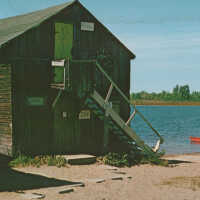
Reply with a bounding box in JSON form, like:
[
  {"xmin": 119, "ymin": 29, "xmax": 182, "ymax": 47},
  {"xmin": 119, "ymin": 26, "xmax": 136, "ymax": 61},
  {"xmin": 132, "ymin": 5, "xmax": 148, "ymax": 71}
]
[
  {"xmin": 173, "ymin": 84, "xmax": 179, "ymax": 95},
  {"xmin": 179, "ymin": 85, "xmax": 190, "ymax": 100},
  {"xmin": 191, "ymin": 91, "xmax": 200, "ymax": 101}
]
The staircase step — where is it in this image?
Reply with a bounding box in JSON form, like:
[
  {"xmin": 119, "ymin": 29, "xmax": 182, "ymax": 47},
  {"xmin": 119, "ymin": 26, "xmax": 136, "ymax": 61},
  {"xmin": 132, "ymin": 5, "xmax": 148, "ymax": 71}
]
[
  {"xmin": 119, "ymin": 135, "xmax": 128, "ymax": 140},
  {"xmin": 98, "ymin": 116, "xmax": 105, "ymax": 120},
  {"xmin": 93, "ymin": 110, "xmax": 104, "ymax": 115},
  {"xmin": 108, "ymin": 121, "xmax": 114, "ymax": 126},
  {"xmin": 85, "ymin": 98, "xmax": 94, "ymax": 104},
  {"xmin": 113, "ymin": 126, "xmax": 120, "ymax": 131},
  {"xmin": 62, "ymin": 154, "xmax": 96, "ymax": 165},
  {"xmin": 115, "ymin": 131, "xmax": 124, "ymax": 136},
  {"xmin": 88, "ymin": 104, "xmax": 99, "ymax": 109},
  {"xmin": 90, "ymin": 90, "xmax": 156, "ymax": 157}
]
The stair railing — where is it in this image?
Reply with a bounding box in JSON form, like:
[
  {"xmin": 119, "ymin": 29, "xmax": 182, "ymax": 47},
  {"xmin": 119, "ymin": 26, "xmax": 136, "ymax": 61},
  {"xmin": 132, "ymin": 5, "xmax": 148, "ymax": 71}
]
[
  {"xmin": 71, "ymin": 59, "xmax": 164, "ymax": 150},
  {"xmin": 95, "ymin": 61, "xmax": 164, "ymax": 146}
]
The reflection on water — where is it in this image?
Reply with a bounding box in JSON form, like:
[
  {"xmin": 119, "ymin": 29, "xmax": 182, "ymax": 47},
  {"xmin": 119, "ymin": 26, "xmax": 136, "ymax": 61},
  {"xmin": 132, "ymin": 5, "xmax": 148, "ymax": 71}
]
[
  {"xmin": 130, "ymin": 106, "xmax": 200, "ymax": 154},
  {"xmin": 191, "ymin": 141, "xmax": 200, "ymax": 145}
]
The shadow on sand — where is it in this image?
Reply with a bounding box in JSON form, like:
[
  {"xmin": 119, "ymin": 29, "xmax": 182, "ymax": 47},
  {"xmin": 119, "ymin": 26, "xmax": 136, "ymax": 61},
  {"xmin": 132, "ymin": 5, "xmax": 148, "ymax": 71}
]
[
  {"xmin": 167, "ymin": 159, "xmax": 192, "ymax": 165},
  {"xmin": 0, "ymin": 167, "xmax": 83, "ymax": 192},
  {"xmin": 0, "ymin": 153, "xmax": 83, "ymax": 193}
]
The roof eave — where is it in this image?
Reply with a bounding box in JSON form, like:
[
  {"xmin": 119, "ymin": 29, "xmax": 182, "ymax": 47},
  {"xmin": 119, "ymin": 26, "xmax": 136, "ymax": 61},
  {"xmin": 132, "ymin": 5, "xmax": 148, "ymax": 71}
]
[{"xmin": 76, "ymin": 1, "xmax": 136, "ymax": 60}]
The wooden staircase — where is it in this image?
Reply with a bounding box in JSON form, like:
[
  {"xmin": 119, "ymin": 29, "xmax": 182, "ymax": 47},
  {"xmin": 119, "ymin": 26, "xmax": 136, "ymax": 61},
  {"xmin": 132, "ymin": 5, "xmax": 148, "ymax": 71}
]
[{"xmin": 86, "ymin": 90, "xmax": 158, "ymax": 157}]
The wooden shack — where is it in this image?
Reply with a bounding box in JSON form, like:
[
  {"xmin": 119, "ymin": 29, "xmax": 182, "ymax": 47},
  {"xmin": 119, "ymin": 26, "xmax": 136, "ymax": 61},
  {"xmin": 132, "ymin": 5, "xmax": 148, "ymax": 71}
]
[{"xmin": 0, "ymin": 0, "xmax": 163, "ymax": 158}]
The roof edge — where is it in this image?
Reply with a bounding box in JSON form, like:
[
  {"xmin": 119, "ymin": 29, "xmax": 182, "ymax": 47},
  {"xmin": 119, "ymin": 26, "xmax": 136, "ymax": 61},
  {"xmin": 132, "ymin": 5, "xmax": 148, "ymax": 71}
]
[
  {"xmin": 0, "ymin": 0, "xmax": 135, "ymax": 59},
  {"xmin": 0, "ymin": 0, "xmax": 76, "ymax": 48},
  {"xmin": 76, "ymin": 1, "xmax": 135, "ymax": 59}
]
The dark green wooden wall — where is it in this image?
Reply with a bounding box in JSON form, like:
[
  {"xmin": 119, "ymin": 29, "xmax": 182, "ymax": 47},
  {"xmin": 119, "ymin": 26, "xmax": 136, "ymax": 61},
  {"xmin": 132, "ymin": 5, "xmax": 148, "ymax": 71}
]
[
  {"xmin": 0, "ymin": 3, "xmax": 132, "ymax": 156},
  {"xmin": 11, "ymin": 62, "xmax": 53, "ymax": 156},
  {"xmin": 73, "ymin": 4, "xmax": 131, "ymax": 119}
]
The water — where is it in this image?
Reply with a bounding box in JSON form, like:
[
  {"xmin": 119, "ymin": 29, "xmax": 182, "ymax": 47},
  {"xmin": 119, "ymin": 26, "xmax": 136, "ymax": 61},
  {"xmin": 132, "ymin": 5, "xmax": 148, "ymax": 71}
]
[{"xmin": 130, "ymin": 106, "xmax": 200, "ymax": 155}]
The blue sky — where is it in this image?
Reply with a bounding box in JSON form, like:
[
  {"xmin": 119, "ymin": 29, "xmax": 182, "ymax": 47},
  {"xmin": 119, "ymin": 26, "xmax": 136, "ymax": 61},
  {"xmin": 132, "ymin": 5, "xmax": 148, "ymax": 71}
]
[{"xmin": 1, "ymin": 0, "xmax": 200, "ymax": 93}]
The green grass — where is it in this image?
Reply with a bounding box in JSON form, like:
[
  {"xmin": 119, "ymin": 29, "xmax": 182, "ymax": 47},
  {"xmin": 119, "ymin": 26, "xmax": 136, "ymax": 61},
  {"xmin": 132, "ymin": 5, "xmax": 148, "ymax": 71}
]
[
  {"xmin": 10, "ymin": 151, "xmax": 168, "ymax": 168},
  {"xmin": 98, "ymin": 151, "xmax": 168, "ymax": 168},
  {"xmin": 9, "ymin": 155, "xmax": 67, "ymax": 168}
]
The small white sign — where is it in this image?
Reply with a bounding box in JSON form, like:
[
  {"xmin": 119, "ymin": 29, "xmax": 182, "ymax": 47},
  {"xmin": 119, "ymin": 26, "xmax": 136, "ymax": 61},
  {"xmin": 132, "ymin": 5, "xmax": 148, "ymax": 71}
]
[
  {"xmin": 62, "ymin": 112, "xmax": 67, "ymax": 118},
  {"xmin": 81, "ymin": 22, "xmax": 95, "ymax": 32},
  {"xmin": 52, "ymin": 59, "xmax": 65, "ymax": 67},
  {"xmin": 79, "ymin": 110, "xmax": 91, "ymax": 119}
]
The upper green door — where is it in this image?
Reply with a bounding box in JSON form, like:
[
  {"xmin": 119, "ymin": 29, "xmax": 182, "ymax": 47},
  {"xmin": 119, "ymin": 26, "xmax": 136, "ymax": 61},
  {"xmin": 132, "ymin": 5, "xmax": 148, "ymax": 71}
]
[
  {"xmin": 54, "ymin": 23, "xmax": 73, "ymax": 83},
  {"xmin": 54, "ymin": 23, "xmax": 73, "ymax": 59}
]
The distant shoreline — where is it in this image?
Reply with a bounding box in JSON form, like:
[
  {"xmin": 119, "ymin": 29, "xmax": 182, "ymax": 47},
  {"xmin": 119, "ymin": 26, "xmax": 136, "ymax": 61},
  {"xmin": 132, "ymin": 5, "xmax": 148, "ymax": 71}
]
[
  {"xmin": 131, "ymin": 100, "xmax": 200, "ymax": 106},
  {"xmin": 163, "ymin": 152, "xmax": 200, "ymax": 157}
]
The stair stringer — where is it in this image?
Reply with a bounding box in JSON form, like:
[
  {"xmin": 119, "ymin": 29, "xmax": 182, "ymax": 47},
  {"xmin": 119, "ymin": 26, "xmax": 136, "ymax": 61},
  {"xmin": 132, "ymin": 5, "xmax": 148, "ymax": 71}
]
[{"xmin": 89, "ymin": 90, "xmax": 157, "ymax": 157}]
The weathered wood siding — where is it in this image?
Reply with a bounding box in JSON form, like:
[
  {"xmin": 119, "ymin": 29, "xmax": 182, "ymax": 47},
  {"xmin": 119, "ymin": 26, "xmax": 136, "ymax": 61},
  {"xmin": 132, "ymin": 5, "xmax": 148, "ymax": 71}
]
[
  {"xmin": 0, "ymin": 2, "xmax": 132, "ymax": 156},
  {"xmin": 0, "ymin": 64, "xmax": 12, "ymax": 155},
  {"xmin": 11, "ymin": 62, "xmax": 53, "ymax": 156},
  {"xmin": 7, "ymin": 21, "xmax": 54, "ymax": 156}
]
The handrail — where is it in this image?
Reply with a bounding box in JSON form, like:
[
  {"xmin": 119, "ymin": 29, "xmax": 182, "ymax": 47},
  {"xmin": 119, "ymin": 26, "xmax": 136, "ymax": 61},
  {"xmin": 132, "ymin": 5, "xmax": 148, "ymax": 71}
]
[
  {"xmin": 52, "ymin": 90, "xmax": 63, "ymax": 109},
  {"xmin": 70, "ymin": 59, "xmax": 164, "ymax": 144},
  {"xmin": 95, "ymin": 61, "xmax": 164, "ymax": 144}
]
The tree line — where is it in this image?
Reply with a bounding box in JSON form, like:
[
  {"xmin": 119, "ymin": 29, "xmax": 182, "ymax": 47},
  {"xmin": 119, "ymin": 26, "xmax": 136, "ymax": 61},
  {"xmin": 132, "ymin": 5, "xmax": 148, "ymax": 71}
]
[{"xmin": 131, "ymin": 85, "xmax": 200, "ymax": 101}]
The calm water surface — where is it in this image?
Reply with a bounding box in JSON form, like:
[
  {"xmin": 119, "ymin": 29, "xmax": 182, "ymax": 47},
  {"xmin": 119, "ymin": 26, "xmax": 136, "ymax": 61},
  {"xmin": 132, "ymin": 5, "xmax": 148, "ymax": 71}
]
[{"xmin": 130, "ymin": 106, "xmax": 200, "ymax": 155}]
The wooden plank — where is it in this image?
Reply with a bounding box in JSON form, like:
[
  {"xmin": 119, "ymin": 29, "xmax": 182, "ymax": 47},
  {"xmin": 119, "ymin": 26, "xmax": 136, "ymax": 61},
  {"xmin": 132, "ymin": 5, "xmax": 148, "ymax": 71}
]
[
  {"xmin": 0, "ymin": 144, "xmax": 12, "ymax": 155},
  {"xmin": 0, "ymin": 136, "xmax": 12, "ymax": 145},
  {"xmin": 0, "ymin": 135, "xmax": 12, "ymax": 156},
  {"xmin": 126, "ymin": 110, "xmax": 136, "ymax": 126},
  {"xmin": 105, "ymin": 84, "xmax": 113, "ymax": 103},
  {"xmin": 0, "ymin": 64, "xmax": 12, "ymax": 155},
  {"xmin": 52, "ymin": 90, "xmax": 63, "ymax": 109}
]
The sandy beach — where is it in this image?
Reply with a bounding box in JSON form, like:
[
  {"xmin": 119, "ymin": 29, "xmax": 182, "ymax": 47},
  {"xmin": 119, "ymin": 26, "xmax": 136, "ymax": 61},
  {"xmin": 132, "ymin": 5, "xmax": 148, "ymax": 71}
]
[{"xmin": 1, "ymin": 153, "xmax": 200, "ymax": 200}]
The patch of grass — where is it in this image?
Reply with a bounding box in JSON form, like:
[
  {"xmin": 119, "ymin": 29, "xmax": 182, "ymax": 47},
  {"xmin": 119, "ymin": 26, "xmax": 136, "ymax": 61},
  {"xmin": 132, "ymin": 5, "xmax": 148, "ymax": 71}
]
[
  {"xmin": 9, "ymin": 155, "xmax": 67, "ymax": 168},
  {"xmin": 162, "ymin": 176, "xmax": 200, "ymax": 191},
  {"xmin": 139, "ymin": 152, "xmax": 169, "ymax": 167},
  {"xmin": 98, "ymin": 151, "xmax": 169, "ymax": 168},
  {"xmin": 99, "ymin": 152, "xmax": 131, "ymax": 167}
]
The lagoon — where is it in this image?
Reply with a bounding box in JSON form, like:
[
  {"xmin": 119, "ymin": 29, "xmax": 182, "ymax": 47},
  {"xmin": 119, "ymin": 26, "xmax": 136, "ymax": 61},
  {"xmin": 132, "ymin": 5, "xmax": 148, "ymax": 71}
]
[{"xmin": 131, "ymin": 106, "xmax": 200, "ymax": 155}]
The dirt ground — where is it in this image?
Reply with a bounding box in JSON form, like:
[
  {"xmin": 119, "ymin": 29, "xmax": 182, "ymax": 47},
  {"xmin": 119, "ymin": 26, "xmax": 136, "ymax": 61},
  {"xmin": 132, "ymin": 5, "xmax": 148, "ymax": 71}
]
[{"xmin": 1, "ymin": 154, "xmax": 200, "ymax": 200}]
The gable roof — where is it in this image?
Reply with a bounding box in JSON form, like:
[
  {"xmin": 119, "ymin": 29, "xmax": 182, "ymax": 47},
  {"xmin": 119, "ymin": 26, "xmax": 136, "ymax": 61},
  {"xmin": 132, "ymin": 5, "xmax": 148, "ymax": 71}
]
[{"xmin": 0, "ymin": 0, "xmax": 135, "ymax": 59}]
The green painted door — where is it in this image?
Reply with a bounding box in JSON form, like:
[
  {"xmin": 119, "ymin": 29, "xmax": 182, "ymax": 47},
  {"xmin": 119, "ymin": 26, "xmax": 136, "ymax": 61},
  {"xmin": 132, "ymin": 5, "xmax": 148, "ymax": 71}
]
[
  {"xmin": 53, "ymin": 93, "xmax": 81, "ymax": 154},
  {"xmin": 54, "ymin": 23, "xmax": 73, "ymax": 59},
  {"xmin": 54, "ymin": 23, "xmax": 73, "ymax": 83}
]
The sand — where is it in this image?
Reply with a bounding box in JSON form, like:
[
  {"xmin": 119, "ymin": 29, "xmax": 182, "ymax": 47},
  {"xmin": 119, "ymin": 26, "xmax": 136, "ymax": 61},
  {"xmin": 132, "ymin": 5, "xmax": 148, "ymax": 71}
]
[{"xmin": 1, "ymin": 154, "xmax": 200, "ymax": 200}]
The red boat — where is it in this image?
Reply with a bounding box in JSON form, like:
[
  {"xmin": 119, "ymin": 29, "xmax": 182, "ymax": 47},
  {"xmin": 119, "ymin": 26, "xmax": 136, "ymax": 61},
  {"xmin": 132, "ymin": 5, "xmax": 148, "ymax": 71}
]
[{"xmin": 190, "ymin": 136, "xmax": 200, "ymax": 142}]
